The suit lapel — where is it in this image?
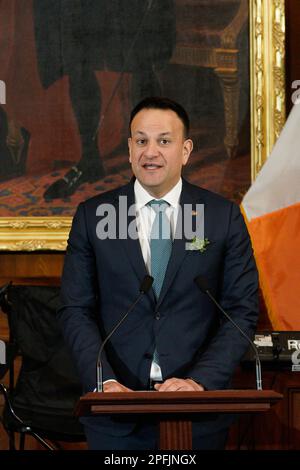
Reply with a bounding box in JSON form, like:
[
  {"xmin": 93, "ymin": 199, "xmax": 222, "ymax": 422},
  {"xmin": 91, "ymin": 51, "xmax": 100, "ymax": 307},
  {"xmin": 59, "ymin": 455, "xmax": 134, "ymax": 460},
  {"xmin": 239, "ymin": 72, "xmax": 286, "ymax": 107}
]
[{"xmin": 115, "ymin": 181, "xmax": 155, "ymax": 304}]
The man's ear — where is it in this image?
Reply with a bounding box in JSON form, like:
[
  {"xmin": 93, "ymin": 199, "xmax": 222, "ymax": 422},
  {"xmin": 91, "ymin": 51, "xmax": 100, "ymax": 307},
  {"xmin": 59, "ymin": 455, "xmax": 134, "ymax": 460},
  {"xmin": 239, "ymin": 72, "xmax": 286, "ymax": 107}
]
[
  {"xmin": 128, "ymin": 137, "xmax": 132, "ymax": 163},
  {"xmin": 182, "ymin": 138, "xmax": 193, "ymax": 165}
]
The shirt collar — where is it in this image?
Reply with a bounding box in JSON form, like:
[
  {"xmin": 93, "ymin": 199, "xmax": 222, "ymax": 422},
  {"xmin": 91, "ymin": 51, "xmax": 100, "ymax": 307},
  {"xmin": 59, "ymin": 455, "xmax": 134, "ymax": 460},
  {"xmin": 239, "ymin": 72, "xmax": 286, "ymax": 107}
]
[{"xmin": 134, "ymin": 178, "xmax": 182, "ymax": 210}]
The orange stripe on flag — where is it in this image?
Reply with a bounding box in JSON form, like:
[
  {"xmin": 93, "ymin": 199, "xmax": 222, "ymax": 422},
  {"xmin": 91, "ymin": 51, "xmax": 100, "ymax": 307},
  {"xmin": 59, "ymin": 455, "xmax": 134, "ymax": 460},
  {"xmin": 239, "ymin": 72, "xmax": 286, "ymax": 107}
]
[{"xmin": 246, "ymin": 202, "xmax": 300, "ymax": 330}]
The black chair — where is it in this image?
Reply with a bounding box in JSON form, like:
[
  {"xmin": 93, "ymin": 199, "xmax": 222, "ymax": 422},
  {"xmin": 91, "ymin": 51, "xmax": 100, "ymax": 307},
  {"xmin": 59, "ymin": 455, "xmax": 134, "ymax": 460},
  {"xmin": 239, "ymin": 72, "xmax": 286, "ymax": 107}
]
[
  {"xmin": 0, "ymin": 284, "xmax": 86, "ymax": 450},
  {"xmin": 0, "ymin": 283, "xmax": 18, "ymax": 389}
]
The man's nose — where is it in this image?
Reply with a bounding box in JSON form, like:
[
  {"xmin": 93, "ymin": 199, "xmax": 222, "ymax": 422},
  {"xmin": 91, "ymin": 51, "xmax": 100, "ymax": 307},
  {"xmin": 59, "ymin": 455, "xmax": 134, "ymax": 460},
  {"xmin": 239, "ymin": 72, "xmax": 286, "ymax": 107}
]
[{"xmin": 144, "ymin": 140, "xmax": 159, "ymax": 157}]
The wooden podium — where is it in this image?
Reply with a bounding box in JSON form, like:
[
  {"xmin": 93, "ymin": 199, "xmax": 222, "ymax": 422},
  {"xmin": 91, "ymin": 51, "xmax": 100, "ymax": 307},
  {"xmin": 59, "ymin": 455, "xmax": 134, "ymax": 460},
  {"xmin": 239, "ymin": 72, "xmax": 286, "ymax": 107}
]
[{"xmin": 75, "ymin": 390, "xmax": 282, "ymax": 450}]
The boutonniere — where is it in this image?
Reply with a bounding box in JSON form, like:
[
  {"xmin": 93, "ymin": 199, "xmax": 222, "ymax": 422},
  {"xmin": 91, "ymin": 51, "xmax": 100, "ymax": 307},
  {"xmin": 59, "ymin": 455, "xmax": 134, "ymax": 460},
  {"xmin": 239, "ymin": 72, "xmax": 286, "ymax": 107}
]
[{"xmin": 186, "ymin": 237, "xmax": 210, "ymax": 252}]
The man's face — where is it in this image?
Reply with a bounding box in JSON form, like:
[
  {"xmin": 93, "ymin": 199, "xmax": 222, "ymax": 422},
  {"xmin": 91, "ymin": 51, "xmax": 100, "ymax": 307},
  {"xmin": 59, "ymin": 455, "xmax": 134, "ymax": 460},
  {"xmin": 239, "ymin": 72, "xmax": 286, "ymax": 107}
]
[{"xmin": 128, "ymin": 108, "xmax": 193, "ymax": 198}]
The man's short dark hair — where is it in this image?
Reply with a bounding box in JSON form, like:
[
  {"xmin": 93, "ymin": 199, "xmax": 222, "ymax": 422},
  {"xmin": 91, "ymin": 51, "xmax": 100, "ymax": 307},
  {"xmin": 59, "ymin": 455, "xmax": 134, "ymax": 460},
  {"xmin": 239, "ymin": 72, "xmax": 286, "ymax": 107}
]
[{"xmin": 129, "ymin": 96, "xmax": 190, "ymax": 138}]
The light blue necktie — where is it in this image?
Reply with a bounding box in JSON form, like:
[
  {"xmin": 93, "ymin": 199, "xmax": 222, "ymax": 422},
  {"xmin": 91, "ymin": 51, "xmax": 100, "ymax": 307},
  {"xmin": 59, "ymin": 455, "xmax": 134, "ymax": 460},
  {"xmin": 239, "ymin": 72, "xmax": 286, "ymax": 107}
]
[{"xmin": 148, "ymin": 199, "xmax": 172, "ymax": 368}]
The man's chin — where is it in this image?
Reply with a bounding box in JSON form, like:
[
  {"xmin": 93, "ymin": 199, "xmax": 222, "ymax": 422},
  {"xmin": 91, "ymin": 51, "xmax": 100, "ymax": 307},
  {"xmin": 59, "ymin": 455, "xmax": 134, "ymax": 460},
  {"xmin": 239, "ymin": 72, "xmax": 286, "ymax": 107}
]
[
  {"xmin": 138, "ymin": 175, "xmax": 164, "ymax": 188},
  {"xmin": 139, "ymin": 179, "xmax": 163, "ymax": 190}
]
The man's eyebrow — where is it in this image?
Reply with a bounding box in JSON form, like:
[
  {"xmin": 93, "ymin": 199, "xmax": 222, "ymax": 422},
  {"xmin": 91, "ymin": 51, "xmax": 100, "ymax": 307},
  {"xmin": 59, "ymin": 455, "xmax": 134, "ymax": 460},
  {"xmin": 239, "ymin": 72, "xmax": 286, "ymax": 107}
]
[
  {"xmin": 133, "ymin": 131, "xmax": 147, "ymax": 136},
  {"xmin": 132, "ymin": 131, "xmax": 172, "ymax": 136}
]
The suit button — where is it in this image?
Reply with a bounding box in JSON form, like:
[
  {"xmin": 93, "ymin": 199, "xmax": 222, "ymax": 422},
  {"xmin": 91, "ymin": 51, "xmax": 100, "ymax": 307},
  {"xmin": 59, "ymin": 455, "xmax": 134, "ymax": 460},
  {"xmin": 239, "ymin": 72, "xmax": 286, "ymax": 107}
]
[{"xmin": 155, "ymin": 312, "xmax": 160, "ymax": 320}]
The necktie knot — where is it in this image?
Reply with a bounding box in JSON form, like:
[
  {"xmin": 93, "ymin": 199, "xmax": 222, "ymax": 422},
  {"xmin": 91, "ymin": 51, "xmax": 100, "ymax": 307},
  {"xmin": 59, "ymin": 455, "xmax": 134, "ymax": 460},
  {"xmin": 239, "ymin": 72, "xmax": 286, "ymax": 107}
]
[{"xmin": 148, "ymin": 199, "xmax": 169, "ymax": 213}]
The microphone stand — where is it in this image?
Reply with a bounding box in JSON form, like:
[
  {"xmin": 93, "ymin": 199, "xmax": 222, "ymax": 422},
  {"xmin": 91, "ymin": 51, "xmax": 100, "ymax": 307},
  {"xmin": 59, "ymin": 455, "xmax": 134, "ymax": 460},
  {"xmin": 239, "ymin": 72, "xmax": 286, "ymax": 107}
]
[
  {"xmin": 96, "ymin": 275, "xmax": 153, "ymax": 392},
  {"xmin": 195, "ymin": 277, "xmax": 262, "ymax": 391}
]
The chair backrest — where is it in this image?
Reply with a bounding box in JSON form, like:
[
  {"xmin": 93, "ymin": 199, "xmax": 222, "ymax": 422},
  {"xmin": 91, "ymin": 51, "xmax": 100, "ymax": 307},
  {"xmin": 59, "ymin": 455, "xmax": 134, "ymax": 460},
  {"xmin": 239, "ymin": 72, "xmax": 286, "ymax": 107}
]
[{"xmin": 7, "ymin": 284, "xmax": 82, "ymax": 416}]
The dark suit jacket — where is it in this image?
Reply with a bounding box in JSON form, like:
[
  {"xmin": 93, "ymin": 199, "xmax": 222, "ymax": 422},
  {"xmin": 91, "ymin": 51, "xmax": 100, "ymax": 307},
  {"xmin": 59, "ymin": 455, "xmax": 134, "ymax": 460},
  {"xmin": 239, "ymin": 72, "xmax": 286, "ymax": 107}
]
[{"xmin": 58, "ymin": 178, "xmax": 258, "ymax": 436}]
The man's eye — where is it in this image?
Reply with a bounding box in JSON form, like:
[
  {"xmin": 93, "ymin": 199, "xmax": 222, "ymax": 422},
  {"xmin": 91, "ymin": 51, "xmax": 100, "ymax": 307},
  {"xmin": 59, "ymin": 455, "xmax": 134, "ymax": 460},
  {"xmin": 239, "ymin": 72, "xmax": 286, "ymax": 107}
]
[
  {"xmin": 160, "ymin": 139, "xmax": 170, "ymax": 145},
  {"xmin": 136, "ymin": 139, "xmax": 146, "ymax": 145}
]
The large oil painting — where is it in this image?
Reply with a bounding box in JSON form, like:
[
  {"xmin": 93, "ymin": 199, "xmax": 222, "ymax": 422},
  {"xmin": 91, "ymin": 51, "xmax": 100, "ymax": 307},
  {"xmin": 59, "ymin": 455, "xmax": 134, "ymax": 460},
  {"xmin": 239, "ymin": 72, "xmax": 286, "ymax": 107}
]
[{"xmin": 0, "ymin": 0, "xmax": 285, "ymax": 249}]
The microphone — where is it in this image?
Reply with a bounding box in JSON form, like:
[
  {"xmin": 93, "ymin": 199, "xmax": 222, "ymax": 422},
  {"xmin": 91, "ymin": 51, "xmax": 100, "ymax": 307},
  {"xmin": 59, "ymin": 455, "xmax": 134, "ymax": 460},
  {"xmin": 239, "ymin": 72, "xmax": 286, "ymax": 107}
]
[
  {"xmin": 96, "ymin": 275, "xmax": 153, "ymax": 392},
  {"xmin": 194, "ymin": 276, "xmax": 262, "ymax": 391}
]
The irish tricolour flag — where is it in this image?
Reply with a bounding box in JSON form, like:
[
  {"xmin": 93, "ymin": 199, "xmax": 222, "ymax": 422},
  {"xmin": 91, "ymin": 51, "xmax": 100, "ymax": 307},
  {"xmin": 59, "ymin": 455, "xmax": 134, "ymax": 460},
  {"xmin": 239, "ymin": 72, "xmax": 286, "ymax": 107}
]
[{"xmin": 242, "ymin": 104, "xmax": 300, "ymax": 329}]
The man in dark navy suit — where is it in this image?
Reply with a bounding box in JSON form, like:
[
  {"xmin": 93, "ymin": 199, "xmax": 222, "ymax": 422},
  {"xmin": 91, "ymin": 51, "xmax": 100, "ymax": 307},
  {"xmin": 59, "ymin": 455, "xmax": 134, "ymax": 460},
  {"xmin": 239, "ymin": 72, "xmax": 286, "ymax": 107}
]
[{"xmin": 58, "ymin": 97, "xmax": 258, "ymax": 449}]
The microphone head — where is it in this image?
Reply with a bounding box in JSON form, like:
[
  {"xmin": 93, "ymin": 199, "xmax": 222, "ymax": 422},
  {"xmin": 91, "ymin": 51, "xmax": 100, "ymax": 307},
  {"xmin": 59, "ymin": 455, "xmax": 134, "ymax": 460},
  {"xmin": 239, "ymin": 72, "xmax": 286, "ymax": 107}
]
[
  {"xmin": 194, "ymin": 276, "xmax": 210, "ymax": 293},
  {"xmin": 140, "ymin": 275, "xmax": 154, "ymax": 294}
]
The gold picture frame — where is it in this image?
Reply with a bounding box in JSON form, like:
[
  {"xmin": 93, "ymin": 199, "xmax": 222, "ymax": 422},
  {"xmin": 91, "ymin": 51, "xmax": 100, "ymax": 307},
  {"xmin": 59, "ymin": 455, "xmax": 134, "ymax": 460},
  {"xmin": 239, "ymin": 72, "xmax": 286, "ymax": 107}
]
[{"xmin": 0, "ymin": 0, "xmax": 286, "ymax": 251}]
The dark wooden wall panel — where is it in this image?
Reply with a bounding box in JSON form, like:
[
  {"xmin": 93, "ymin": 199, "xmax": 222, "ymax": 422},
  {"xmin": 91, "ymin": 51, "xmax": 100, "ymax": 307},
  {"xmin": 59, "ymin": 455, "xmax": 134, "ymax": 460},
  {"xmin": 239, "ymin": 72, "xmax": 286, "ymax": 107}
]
[{"xmin": 0, "ymin": 253, "xmax": 64, "ymax": 285}]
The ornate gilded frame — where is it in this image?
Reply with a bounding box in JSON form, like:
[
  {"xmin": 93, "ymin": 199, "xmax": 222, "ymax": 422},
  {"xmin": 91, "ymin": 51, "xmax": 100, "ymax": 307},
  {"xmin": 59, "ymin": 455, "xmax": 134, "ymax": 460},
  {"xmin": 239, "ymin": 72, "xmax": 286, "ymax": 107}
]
[
  {"xmin": 250, "ymin": 0, "xmax": 285, "ymax": 180},
  {"xmin": 0, "ymin": 0, "xmax": 286, "ymax": 251}
]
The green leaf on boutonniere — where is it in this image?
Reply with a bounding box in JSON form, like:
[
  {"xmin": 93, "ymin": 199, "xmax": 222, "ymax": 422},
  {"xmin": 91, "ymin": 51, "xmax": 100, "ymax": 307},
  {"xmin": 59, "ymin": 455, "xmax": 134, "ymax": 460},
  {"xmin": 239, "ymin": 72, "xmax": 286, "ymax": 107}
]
[{"xmin": 186, "ymin": 237, "xmax": 210, "ymax": 252}]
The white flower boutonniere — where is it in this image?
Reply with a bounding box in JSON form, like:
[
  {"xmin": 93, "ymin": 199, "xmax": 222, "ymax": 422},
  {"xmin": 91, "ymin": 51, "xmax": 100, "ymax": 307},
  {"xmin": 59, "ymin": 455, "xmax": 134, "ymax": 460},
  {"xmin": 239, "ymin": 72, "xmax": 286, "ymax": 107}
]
[{"xmin": 186, "ymin": 237, "xmax": 210, "ymax": 252}]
